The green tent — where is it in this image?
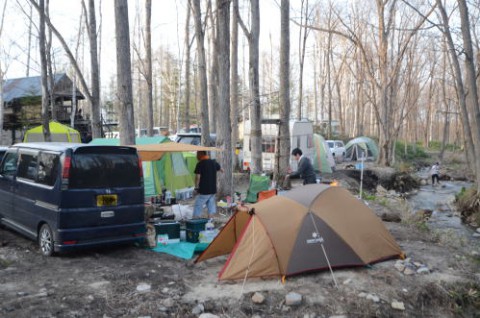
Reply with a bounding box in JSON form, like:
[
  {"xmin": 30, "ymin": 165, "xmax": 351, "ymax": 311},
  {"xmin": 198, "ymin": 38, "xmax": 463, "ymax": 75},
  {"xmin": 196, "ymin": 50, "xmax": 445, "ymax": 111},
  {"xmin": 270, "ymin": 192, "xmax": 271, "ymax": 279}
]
[
  {"xmin": 90, "ymin": 137, "xmax": 194, "ymax": 198},
  {"xmin": 312, "ymin": 134, "xmax": 335, "ymax": 174},
  {"xmin": 23, "ymin": 121, "xmax": 82, "ymax": 143},
  {"xmin": 345, "ymin": 136, "xmax": 379, "ymax": 161},
  {"xmin": 183, "ymin": 152, "xmax": 197, "ymax": 176}
]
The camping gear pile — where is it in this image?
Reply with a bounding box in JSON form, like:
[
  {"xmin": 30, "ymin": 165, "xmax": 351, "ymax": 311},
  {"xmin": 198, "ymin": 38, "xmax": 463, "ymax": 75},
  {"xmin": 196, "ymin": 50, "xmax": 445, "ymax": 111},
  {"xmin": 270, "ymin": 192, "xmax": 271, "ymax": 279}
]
[{"xmin": 196, "ymin": 184, "xmax": 403, "ymax": 281}]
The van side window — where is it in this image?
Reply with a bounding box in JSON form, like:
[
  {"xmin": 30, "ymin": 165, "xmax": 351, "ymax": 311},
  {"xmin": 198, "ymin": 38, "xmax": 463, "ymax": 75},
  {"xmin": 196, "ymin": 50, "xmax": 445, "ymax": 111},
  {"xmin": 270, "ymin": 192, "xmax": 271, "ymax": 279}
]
[
  {"xmin": 17, "ymin": 153, "xmax": 38, "ymax": 181},
  {"xmin": 37, "ymin": 152, "xmax": 60, "ymax": 186},
  {"xmin": 1, "ymin": 152, "xmax": 18, "ymax": 177}
]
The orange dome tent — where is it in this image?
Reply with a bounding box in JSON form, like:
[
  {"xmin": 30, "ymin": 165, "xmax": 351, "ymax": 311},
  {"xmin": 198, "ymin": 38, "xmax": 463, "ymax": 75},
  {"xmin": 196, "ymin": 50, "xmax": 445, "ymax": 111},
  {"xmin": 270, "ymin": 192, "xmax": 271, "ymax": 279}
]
[{"xmin": 196, "ymin": 184, "xmax": 404, "ymax": 281}]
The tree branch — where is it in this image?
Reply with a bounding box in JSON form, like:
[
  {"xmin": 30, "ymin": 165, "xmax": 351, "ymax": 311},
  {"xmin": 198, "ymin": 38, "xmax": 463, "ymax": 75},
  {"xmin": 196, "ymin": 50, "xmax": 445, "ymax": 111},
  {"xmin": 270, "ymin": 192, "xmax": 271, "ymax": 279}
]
[{"xmin": 27, "ymin": 0, "xmax": 93, "ymax": 104}]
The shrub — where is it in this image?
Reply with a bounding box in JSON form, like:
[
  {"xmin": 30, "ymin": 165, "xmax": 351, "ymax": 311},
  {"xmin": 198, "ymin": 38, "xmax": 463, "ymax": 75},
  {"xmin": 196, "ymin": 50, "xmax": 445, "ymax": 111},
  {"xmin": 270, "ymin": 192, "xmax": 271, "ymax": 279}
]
[{"xmin": 395, "ymin": 141, "xmax": 429, "ymax": 162}]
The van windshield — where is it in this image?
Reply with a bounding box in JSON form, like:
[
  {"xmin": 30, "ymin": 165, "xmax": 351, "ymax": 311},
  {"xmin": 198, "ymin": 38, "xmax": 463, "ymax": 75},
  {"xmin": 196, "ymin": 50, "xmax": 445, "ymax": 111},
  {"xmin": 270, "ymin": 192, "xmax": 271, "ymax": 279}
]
[{"xmin": 69, "ymin": 151, "xmax": 141, "ymax": 189}]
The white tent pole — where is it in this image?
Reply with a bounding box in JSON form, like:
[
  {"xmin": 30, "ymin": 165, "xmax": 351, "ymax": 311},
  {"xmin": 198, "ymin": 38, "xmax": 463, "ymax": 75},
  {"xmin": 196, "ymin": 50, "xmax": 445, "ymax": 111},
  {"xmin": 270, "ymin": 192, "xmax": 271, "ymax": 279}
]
[
  {"xmin": 308, "ymin": 212, "xmax": 339, "ymax": 288},
  {"xmin": 320, "ymin": 242, "xmax": 339, "ymax": 288}
]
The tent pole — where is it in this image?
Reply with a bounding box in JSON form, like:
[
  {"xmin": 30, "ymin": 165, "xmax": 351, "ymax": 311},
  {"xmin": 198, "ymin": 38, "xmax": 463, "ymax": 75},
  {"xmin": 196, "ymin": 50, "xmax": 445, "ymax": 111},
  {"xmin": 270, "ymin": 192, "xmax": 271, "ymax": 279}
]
[
  {"xmin": 308, "ymin": 212, "xmax": 338, "ymax": 288},
  {"xmin": 320, "ymin": 243, "xmax": 338, "ymax": 288}
]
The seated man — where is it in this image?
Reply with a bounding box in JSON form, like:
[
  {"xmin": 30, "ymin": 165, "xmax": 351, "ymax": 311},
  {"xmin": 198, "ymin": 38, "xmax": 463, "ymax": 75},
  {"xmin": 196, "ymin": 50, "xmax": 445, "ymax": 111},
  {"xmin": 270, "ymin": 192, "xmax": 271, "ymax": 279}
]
[{"xmin": 285, "ymin": 148, "xmax": 317, "ymax": 187}]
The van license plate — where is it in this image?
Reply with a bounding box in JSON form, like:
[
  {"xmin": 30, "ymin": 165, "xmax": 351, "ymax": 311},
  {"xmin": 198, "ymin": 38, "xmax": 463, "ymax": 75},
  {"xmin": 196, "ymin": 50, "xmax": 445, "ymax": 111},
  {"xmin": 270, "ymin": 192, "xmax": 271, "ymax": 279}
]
[
  {"xmin": 101, "ymin": 211, "xmax": 115, "ymax": 218},
  {"xmin": 97, "ymin": 194, "xmax": 118, "ymax": 207}
]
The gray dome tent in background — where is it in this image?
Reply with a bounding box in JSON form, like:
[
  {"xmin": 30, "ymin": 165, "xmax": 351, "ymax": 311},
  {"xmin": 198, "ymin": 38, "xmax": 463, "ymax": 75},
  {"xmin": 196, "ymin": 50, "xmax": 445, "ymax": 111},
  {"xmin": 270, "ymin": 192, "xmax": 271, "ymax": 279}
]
[{"xmin": 345, "ymin": 136, "xmax": 379, "ymax": 161}]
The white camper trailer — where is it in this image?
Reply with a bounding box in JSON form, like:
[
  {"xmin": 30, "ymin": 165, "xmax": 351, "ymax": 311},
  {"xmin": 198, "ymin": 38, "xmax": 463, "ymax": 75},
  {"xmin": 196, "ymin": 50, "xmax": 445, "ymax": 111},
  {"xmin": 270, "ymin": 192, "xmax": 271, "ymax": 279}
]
[{"xmin": 242, "ymin": 119, "xmax": 314, "ymax": 172}]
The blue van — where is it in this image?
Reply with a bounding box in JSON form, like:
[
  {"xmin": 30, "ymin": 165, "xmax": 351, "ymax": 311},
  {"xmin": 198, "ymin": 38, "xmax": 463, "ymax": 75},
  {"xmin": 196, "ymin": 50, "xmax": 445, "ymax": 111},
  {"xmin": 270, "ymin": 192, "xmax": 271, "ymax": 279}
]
[{"xmin": 0, "ymin": 143, "xmax": 146, "ymax": 256}]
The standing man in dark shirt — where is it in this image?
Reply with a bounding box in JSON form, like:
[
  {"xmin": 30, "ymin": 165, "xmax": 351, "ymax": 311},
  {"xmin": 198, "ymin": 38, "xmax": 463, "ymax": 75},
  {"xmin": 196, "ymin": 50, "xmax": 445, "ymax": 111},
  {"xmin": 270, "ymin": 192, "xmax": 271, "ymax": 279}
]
[
  {"xmin": 193, "ymin": 151, "xmax": 222, "ymax": 218},
  {"xmin": 287, "ymin": 148, "xmax": 317, "ymax": 185}
]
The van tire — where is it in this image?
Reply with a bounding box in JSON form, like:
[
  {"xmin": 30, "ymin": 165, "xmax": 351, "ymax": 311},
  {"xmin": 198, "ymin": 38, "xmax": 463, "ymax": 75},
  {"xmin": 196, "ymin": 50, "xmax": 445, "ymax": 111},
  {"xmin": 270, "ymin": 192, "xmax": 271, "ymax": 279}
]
[{"xmin": 39, "ymin": 224, "xmax": 55, "ymax": 257}]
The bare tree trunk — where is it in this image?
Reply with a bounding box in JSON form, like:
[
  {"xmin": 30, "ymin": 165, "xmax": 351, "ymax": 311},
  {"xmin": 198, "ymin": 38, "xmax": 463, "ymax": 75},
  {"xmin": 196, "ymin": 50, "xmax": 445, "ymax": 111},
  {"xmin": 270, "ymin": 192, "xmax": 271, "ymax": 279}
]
[
  {"xmin": 0, "ymin": 0, "xmax": 7, "ymax": 143},
  {"xmin": 208, "ymin": 3, "xmax": 218, "ymax": 133},
  {"xmin": 184, "ymin": 2, "xmax": 191, "ymax": 133},
  {"xmin": 71, "ymin": 9, "xmax": 84, "ymax": 129},
  {"xmin": 26, "ymin": 3, "xmax": 33, "ymax": 77},
  {"xmin": 145, "ymin": 0, "xmax": 154, "ymax": 136},
  {"xmin": 191, "ymin": 0, "xmax": 211, "ymax": 145},
  {"xmin": 297, "ymin": 0, "xmax": 309, "ymax": 120},
  {"xmin": 458, "ymin": 0, "xmax": 480, "ymax": 191},
  {"xmin": 83, "ymin": 0, "xmax": 102, "ymax": 138},
  {"xmin": 237, "ymin": 0, "xmax": 262, "ymax": 174},
  {"xmin": 114, "ymin": 0, "xmax": 135, "ymax": 145},
  {"xmin": 230, "ymin": 0, "xmax": 239, "ymax": 169},
  {"xmin": 39, "ymin": 0, "xmax": 51, "ymax": 141},
  {"xmin": 436, "ymin": 0, "xmax": 475, "ymax": 171},
  {"xmin": 28, "ymin": 0, "xmax": 95, "ymax": 129},
  {"xmin": 216, "ymin": 0, "xmax": 232, "ymax": 199},
  {"xmin": 45, "ymin": 0, "xmax": 57, "ymax": 122},
  {"xmin": 274, "ymin": 0, "xmax": 290, "ymax": 185}
]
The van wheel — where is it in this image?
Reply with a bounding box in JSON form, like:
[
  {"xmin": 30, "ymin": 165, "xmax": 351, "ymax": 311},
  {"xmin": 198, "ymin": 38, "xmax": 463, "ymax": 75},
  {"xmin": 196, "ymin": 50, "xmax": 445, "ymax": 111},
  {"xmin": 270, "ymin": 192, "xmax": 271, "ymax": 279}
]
[{"xmin": 39, "ymin": 224, "xmax": 55, "ymax": 256}]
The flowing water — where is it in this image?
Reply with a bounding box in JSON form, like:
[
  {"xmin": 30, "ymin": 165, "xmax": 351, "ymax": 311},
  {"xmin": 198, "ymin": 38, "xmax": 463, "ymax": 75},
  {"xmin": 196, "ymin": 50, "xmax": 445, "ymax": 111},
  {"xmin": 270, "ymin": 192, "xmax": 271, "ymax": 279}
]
[{"xmin": 407, "ymin": 170, "xmax": 474, "ymax": 237}]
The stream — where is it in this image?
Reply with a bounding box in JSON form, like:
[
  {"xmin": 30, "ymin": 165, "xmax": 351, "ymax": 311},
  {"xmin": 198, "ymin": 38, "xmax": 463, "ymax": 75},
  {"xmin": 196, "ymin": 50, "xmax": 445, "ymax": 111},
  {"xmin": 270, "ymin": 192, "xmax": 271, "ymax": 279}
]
[{"xmin": 407, "ymin": 170, "xmax": 474, "ymax": 238}]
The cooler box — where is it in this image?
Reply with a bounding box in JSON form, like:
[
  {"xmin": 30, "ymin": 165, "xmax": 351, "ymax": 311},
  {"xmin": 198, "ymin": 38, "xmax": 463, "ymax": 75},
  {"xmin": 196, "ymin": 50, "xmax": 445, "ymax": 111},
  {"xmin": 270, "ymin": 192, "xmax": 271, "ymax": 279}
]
[
  {"xmin": 186, "ymin": 218, "xmax": 209, "ymax": 231},
  {"xmin": 155, "ymin": 221, "xmax": 180, "ymax": 243},
  {"xmin": 185, "ymin": 219, "xmax": 209, "ymax": 243}
]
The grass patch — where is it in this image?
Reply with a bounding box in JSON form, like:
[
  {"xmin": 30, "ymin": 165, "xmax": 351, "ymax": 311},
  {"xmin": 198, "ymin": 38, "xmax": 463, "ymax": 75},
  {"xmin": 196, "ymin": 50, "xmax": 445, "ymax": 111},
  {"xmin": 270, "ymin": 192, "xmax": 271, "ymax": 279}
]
[
  {"xmin": 395, "ymin": 141, "xmax": 429, "ymax": 162},
  {"xmin": 0, "ymin": 258, "xmax": 12, "ymax": 269},
  {"xmin": 448, "ymin": 283, "xmax": 480, "ymax": 315}
]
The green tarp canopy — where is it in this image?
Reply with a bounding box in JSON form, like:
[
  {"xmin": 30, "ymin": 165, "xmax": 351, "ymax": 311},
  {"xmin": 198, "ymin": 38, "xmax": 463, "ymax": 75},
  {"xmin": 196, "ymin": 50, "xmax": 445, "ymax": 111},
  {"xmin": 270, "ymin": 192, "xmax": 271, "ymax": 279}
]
[{"xmin": 90, "ymin": 137, "xmax": 194, "ymax": 198}]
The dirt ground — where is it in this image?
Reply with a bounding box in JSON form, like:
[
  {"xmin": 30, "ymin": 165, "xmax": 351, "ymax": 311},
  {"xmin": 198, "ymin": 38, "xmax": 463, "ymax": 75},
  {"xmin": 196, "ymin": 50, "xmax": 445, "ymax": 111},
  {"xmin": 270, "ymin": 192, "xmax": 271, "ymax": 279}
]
[{"xmin": 1, "ymin": 167, "xmax": 480, "ymax": 318}]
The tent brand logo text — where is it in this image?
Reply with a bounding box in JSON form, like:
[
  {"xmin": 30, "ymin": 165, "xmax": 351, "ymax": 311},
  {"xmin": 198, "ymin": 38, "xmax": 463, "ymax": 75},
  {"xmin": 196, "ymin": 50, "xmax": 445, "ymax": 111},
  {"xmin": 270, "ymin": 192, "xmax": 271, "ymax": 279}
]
[{"xmin": 306, "ymin": 232, "xmax": 324, "ymax": 244}]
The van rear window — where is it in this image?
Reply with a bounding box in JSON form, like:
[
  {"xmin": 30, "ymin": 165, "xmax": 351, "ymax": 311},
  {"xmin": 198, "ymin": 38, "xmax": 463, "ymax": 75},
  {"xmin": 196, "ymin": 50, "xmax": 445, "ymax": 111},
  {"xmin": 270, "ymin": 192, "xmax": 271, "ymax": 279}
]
[{"xmin": 69, "ymin": 153, "xmax": 141, "ymax": 189}]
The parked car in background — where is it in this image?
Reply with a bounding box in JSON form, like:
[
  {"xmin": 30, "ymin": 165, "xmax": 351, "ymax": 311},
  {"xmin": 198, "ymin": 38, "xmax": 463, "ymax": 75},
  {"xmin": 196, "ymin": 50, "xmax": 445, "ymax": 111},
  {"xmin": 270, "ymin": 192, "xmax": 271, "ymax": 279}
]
[
  {"xmin": 175, "ymin": 132, "xmax": 216, "ymax": 146},
  {"xmin": 0, "ymin": 146, "xmax": 8, "ymax": 162},
  {"xmin": 0, "ymin": 143, "xmax": 145, "ymax": 256},
  {"xmin": 326, "ymin": 140, "xmax": 345, "ymax": 162}
]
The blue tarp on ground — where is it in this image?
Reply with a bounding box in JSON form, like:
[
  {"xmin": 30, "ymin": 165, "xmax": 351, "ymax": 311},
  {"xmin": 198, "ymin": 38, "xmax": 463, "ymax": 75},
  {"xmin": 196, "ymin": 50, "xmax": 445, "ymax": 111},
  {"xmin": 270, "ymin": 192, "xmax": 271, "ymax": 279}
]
[{"xmin": 150, "ymin": 242, "xmax": 208, "ymax": 259}]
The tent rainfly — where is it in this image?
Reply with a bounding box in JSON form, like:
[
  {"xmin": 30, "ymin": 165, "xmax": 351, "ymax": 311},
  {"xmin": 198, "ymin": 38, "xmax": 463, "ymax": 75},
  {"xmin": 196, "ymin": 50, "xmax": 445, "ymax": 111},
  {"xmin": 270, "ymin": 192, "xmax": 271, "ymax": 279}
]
[
  {"xmin": 196, "ymin": 184, "xmax": 404, "ymax": 280},
  {"xmin": 312, "ymin": 134, "xmax": 335, "ymax": 174},
  {"xmin": 345, "ymin": 136, "xmax": 379, "ymax": 161},
  {"xmin": 23, "ymin": 121, "xmax": 82, "ymax": 143}
]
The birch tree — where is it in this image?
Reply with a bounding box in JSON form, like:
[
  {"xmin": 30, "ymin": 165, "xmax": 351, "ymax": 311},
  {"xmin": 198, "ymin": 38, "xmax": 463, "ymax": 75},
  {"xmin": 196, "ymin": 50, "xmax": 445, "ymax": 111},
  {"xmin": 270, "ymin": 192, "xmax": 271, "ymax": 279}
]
[{"xmin": 114, "ymin": 0, "xmax": 135, "ymax": 145}]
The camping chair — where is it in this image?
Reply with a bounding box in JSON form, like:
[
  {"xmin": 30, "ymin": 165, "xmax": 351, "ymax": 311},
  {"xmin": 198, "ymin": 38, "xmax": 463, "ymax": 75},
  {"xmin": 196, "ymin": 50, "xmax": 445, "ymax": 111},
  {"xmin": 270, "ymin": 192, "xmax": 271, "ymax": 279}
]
[
  {"xmin": 245, "ymin": 174, "xmax": 271, "ymax": 203},
  {"xmin": 257, "ymin": 189, "xmax": 277, "ymax": 202}
]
